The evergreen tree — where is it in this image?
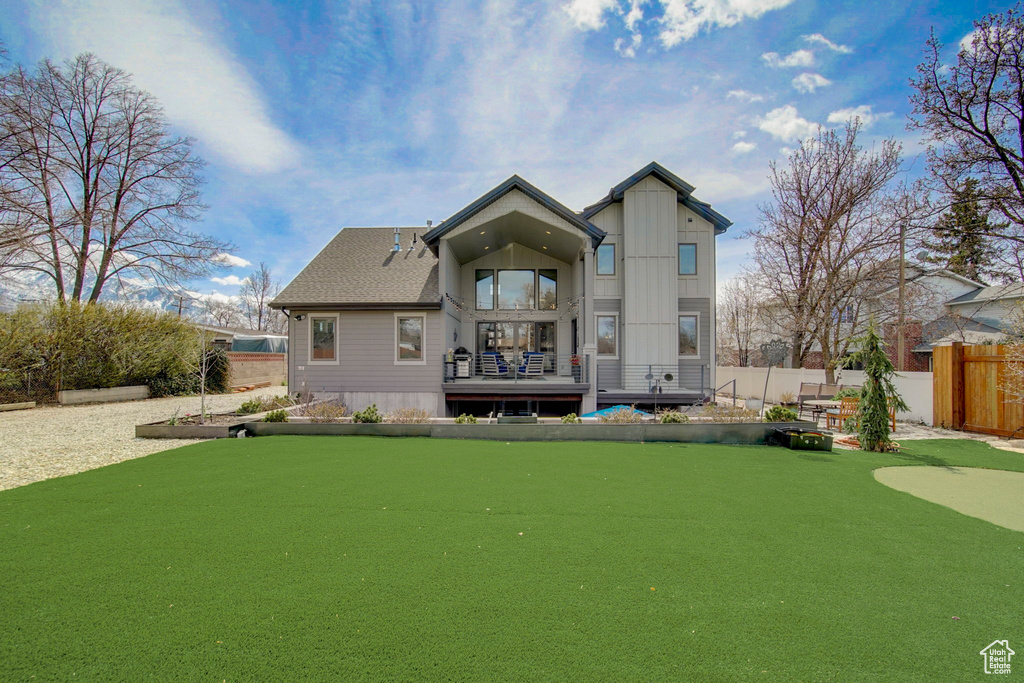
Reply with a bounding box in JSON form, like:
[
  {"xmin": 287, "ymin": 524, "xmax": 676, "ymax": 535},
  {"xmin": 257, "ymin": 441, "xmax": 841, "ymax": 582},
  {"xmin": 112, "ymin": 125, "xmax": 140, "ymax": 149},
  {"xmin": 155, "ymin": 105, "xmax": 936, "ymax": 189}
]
[
  {"xmin": 844, "ymin": 322, "xmax": 909, "ymax": 452},
  {"xmin": 923, "ymin": 179, "xmax": 1000, "ymax": 283}
]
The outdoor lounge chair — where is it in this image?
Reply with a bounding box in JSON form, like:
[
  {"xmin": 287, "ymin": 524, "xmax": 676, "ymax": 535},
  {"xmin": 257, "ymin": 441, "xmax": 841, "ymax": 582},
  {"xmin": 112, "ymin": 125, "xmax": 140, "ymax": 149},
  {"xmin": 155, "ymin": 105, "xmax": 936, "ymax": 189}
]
[
  {"xmin": 481, "ymin": 352, "xmax": 510, "ymax": 378},
  {"xmin": 518, "ymin": 352, "xmax": 545, "ymax": 378},
  {"xmin": 797, "ymin": 382, "xmax": 822, "ymax": 418}
]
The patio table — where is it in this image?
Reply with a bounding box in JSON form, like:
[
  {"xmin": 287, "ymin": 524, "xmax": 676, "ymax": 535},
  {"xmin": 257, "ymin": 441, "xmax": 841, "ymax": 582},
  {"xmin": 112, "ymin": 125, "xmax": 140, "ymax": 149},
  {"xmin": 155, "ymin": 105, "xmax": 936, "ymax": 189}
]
[{"xmin": 804, "ymin": 399, "xmax": 839, "ymax": 424}]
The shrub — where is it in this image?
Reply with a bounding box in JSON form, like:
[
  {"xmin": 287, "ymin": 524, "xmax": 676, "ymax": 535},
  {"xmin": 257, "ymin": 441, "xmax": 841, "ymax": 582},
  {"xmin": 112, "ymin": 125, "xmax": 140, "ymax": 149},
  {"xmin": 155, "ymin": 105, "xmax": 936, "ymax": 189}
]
[
  {"xmin": 699, "ymin": 403, "xmax": 761, "ymax": 423},
  {"xmin": 298, "ymin": 400, "xmax": 347, "ymax": 423},
  {"xmin": 598, "ymin": 407, "xmax": 644, "ymax": 423},
  {"xmin": 454, "ymin": 413, "xmax": 478, "ymax": 424},
  {"xmin": 561, "ymin": 413, "xmax": 582, "ymax": 424},
  {"xmin": 659, "ymin": 411, "xmax": 690, "ymax": 424},
  {"xmin": 387, "ymin": 407, "xmax": 432, "ymax": 423},
  {"xmin": 237, "ymin": 394, "xmax": 295, "ymax": 415},
  {"xmin": 352, "ymin": 404, "xmax": 383, "ymax": 423},
  {"xmin": 236, "ymin": 398, "xmax": 264, "ymax": 415},
  {"xmin": 833, "ymin": 387, "xmax": 863, "ymax": 400},
  {"xmin": 261, "ymin": 409, "xmax": 289, "ymax": 422},
  {"xmin": 764, "ymin": 406, "xmax": 799, "ymax": 422}
]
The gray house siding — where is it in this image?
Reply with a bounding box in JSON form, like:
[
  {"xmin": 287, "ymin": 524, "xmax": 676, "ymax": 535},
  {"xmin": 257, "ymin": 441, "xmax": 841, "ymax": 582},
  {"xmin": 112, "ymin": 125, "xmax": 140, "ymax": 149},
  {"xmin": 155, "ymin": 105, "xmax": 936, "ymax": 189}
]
[
  {"xmin": 678, "ymin": 297, "xmax": 712, "ymax": 392},
  {"xmin": 288, "ymin": 309, "xmax": 441, "ymax": 413},
  {"xmin": 594, "ymin": 298, "xmax": 622, "ymax": 389}
]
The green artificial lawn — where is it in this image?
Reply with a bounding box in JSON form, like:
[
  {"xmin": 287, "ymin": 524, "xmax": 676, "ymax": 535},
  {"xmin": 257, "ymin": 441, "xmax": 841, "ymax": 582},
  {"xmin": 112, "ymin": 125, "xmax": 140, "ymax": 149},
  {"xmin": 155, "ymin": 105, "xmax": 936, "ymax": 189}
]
[{"xmin": 2, "ymin": 437, "xmax": 1022, "ymax": 681}]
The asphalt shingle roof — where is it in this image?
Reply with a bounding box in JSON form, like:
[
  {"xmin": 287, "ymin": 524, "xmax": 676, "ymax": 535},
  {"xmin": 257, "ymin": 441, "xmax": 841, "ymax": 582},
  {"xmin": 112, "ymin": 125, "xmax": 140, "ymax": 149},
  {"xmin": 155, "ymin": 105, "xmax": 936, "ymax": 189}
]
[
  {"xmin": 947, "ymin": 282, "xmax": 1024, "ymax": 305},
  {"xmin": 271, "ymin": 228, "xmax": 439, "ymax": 308}
]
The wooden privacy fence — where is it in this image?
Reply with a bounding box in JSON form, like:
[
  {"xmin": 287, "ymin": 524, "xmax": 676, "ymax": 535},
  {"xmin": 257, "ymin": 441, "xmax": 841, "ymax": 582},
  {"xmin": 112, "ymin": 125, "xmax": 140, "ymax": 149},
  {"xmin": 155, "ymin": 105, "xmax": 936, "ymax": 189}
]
[{"xmin": 933, "ymin": 343, "xmax": 1024, "ymax": 437}]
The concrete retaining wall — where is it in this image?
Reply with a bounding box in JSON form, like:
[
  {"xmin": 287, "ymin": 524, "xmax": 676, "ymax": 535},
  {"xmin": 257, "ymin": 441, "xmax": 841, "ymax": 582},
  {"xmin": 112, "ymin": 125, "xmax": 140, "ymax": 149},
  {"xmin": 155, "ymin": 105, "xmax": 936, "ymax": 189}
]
[
  {"xmin": 227, "ymin": 352, "xmax": 286, "ymax": 388},
  {"xmin": 58, "ymin": 385, "xmax": 149, "ymax": 405},
  {"xmin": 244, "ymin": 421, "xmax": 818, "ymax": 444}
]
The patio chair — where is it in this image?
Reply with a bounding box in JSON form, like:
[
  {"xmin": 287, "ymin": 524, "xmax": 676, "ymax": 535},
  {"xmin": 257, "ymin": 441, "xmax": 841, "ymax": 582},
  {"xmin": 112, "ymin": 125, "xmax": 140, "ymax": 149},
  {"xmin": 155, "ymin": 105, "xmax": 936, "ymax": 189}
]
[
  {"xmin": 481, "ymin": 352, "xmax": 510, "ymax": 378},
  {"xmin": 826, "ymin": 397, "xmax": 859, "ymax": 430},
  {"xmin": 797, "ymin": 382, "xmax": 822, "ymax": 419},
  {"xmin": 517, "ymin": 352, "xmax": 545, "ymax": 378}
]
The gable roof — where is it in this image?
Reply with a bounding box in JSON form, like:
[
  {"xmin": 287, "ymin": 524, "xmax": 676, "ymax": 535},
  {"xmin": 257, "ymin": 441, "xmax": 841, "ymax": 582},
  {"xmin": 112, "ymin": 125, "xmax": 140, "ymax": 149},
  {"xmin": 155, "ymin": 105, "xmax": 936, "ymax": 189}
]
[
  {"xmin": 581, "ymin": 161, "xmax": 733, "ymax": 234},
  {"xmin": 422, "ymin": 175, "xmax": 606, "ymax": 250},
  {"xmin": 271, "ymin": 228, "xmax": 439, "ymax": 309},
  {"xmin": 947, "ymin": 282, "xmax": 1024, "ymax": 305},
  {"xmin": 872, "ymin": 266, "xmax": 987, "ymax": 297}
]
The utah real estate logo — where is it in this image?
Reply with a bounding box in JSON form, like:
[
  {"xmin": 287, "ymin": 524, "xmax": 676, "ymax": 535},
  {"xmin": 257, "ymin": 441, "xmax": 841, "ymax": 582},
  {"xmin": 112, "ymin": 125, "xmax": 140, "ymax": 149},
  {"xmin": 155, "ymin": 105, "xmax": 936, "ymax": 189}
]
[{"xmin": 980, "ymin": 640, "xmax": 1014, "ymax": 675}]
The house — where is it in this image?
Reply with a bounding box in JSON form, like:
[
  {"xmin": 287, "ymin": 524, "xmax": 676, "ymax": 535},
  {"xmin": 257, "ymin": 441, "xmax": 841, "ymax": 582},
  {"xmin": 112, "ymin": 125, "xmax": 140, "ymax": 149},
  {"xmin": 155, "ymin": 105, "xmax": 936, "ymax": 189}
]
[{"xmin": 271, "ymin": 162, "xmax": 731, "ymax": 417}]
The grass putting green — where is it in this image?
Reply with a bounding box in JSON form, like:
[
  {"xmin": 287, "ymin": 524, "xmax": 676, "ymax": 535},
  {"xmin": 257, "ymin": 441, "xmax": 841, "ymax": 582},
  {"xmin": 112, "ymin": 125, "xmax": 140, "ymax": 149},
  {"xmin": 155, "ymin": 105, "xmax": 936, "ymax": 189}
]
[{"xmin": 1, "ymin": 437, "xmax": 1022, "ymax": 680}]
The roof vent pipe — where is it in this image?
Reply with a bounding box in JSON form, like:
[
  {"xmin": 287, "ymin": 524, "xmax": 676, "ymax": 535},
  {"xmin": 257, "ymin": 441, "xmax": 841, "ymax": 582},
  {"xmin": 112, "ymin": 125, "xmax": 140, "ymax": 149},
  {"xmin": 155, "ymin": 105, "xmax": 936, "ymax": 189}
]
[
  {"xmin": 392, "ymin": 227, "xmax": 401, "ymax": 253},
  {"xmin": 408, "ymin": 234, "xmax": 417, "ymax": 252}
]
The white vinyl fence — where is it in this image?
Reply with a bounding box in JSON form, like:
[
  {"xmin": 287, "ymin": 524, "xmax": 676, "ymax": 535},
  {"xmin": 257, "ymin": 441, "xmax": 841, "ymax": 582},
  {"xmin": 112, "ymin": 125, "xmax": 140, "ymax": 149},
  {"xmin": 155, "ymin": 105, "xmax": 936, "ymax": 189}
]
[{"xmin": 715, "ymin": 366, "xmax": 933, "ymax": 424}]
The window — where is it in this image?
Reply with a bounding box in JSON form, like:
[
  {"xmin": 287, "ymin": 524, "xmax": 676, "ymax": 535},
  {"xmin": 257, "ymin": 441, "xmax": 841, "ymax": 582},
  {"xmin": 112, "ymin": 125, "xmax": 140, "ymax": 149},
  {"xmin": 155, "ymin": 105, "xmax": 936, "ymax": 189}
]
[
  {"xmin": 678, "ymin": 244, "xmax": 697, "ymax": 275},
  {"xmin": 396, "ymin": 315, "xmax": 425, "ymax": 363},
  {"xmin": 498, "ymin": 269, "xmax": 535, "ymax": 310},
  {"xmin": 596, "ymin": 244, "xmax": 615, "ymax": 275},
  {"xmin": 597, "ymin": 315, "xmax": 618, "ymax": 357},
  {"xmin": 538, "ymin": 269, "xmax": 557, "ymax": 310},
  {"xmin": 679, "ymin": 315, "xmax": 698, "ymax": 356},
  {"xmin": 311, "ymin": 316, "xmax": 337, "ymax": 362},
  {"xmin": 475, "ymin": 270, "xmax": 494, "ymax": 310}
]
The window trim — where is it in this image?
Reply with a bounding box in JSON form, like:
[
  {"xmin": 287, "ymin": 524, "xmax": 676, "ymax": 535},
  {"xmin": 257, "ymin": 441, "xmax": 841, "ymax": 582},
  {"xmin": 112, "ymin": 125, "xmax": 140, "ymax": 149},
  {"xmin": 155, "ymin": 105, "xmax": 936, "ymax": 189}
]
[
  {"xmin": 394, "ymin": 313, "xmax": 427, "ymax": 365},
  {"xmin": 678, "ymin": 243, "xmax": 697, "ymax": 276},
  {"xmin": 538, "ymin": 268, "xmax": 558, "ymax": 311},
  {"xmin": 596, "ymin": 313, "xmax": 619, "ymax": 359},
  {"xmin": 678, "ymin": 313, "xmax": 700, "ymax": 359},
  {"xmin": 308, "ymin": 313, "xmax": 340, "ymax": 365},
  {"xmin": 496, "ymin": 268, "xmax": 537, "ymax": 310},
  {"xmin": 595, "ymin": 243, "xmax": 616, "ymax": 276}
]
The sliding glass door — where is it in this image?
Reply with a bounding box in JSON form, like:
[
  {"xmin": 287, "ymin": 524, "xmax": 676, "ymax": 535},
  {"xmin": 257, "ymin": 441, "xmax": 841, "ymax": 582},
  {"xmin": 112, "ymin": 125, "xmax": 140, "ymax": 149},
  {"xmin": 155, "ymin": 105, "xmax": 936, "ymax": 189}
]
[{"xmin": 477, "ymin": 321, "xmax": 555, "ymax": 370}]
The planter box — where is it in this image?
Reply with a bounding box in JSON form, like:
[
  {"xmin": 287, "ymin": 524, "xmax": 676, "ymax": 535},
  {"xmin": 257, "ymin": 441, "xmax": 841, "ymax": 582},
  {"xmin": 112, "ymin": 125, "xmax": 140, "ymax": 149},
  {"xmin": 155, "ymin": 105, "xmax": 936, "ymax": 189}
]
[
  {"xmin": 247, "ymin": 422, "xmax": 432, "ymax": 438},
  {"xmin": 136, "ymin": 409, "xmax": 278, "ymax": 439},
  {"xmin": 60, "ymin": 385, "xmax": 149, "ymax": 405},
  {"xmin": 769, "ymin": 428, "xmax": 833, "ymax": 451}
]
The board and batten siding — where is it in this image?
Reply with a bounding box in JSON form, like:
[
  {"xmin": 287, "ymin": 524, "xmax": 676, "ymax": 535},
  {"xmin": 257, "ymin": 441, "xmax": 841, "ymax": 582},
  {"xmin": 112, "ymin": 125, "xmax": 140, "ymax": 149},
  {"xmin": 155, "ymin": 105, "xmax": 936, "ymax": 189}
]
[
  {"xmin": 289, "ymin": 310, "xmax": 441, "ymax": 413},
  {"xmin": 622, "ymin": 176, "xmax": 679, "ymax": 384},
  {"xmin": 589, "ymin": 203, "xmax": 623, "ymax": 298},
  {"xmin": 676, "ymin": 204, "xmax": 715, "ymax": 299}
]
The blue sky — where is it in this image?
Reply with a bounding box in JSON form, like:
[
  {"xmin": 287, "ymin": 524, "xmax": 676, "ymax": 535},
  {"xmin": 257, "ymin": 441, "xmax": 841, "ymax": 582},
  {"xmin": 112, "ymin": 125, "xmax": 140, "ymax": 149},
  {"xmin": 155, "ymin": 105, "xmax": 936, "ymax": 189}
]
[{"xmin": 0, "ymin": 0, "xmax": 1008, "ymax": 298}]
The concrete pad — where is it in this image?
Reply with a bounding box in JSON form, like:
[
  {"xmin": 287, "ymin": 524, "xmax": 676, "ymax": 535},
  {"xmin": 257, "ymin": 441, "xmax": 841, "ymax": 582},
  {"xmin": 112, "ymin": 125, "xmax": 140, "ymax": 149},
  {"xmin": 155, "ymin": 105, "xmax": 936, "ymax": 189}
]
[{"xmin": 874, "ymin": 466, "xmax": 1024, "ymax": 532}]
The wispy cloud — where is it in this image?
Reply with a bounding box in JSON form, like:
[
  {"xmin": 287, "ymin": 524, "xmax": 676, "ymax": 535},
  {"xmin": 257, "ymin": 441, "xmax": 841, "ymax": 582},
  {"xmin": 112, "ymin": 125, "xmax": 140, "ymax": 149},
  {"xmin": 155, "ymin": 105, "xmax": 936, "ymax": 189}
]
[
  {"xmin": 615, "ymin": 32, "xmax": 643, "ymax": 58},
  {"xmin": 214, "ymin": 253, "xmax": 252, "ymax": 269},
  {"xmin": 802, "ymin": 33, "xmax": 852, "ymax": 53},
  {"xmin": 792, "ymin": 72, "xmax": 832, "ymax": 93},
  {"xmin": 727, "ymin": 89, "xmax": 765, "ymax": 103},
  {"xmin": 659, "ymin": 0, "xmax": 796, "ymax": 47},
  {"xmin": 762, "ymin": 49, "xmax": 815, "ymax": 68},
  {"xmin": 563, "ymin": 0, "xmax": 620, "ymax": 30},
  {"xmin": 758, "ymin": 105, "xmax": 818, "ymax": 141},
  {"xmin": 826, "ymin": 104, "xmax": 891, "ymax": 128},
  {"xmin": 211, "ymin": 275, "xmax": 246, "ymax": 286},
  {"xmin": 32, "ymin": 0, "xmax": 300, "ymax": 173}
]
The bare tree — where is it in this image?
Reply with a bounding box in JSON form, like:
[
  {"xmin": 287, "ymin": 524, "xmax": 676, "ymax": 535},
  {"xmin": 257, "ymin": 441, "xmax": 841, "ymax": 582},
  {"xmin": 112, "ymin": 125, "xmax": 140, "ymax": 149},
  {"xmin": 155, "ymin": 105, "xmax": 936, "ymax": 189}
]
[
  {"xmin": 239, "ymin": 262, "xmax": 284, "ymax": 332},
  {"xmin": 716, "ymin": 275, "xmax": 765, "ymax": 367},
  {"xmin": 909, "ymin": 5, "xmax": 1024, "ymax": 260},
  {"xmin": 752, "ymin": 120, "xmax": 904, "ymax": 383},
  {"xmin": 0, "ymin": 54, "xmax": 231, "ymax": 302},
  {"xmin": 201, "ymin": 297, "xmax": 244, "ymax": 329}
]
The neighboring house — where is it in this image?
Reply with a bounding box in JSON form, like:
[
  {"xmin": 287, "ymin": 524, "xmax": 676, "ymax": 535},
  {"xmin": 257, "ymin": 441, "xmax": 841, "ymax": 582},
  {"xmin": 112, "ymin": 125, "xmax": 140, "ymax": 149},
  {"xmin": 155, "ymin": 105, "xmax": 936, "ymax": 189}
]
[
  {"xmin": 198, "ymin": 324, "xmax": 288, "ymax": 353},
  {"xmin": 945, "ymin": 282, "xmax": 1024, "ymax": 330},
  {"xmin": 271, "ymin": 162, "xmax": 731, "ymax": 416}
]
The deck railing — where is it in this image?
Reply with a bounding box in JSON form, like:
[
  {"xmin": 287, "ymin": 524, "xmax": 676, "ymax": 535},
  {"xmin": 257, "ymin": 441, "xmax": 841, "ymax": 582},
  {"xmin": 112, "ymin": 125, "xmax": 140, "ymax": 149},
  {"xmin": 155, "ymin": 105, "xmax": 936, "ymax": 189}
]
[
  {"xmin": 442, "ymin": 353, "xmax": 590, "ymax": 384},
  {"xmin": 598, "ymin": 364, "xmax": 707, "ymax": 395}
]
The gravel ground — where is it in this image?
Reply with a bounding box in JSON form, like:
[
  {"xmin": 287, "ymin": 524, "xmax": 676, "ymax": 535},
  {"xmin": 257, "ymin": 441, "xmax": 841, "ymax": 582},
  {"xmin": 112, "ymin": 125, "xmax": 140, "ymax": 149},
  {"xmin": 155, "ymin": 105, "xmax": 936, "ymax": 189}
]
[{"xmin": 0, "ymin": 386, "xmax": 288, "ymax": 492}]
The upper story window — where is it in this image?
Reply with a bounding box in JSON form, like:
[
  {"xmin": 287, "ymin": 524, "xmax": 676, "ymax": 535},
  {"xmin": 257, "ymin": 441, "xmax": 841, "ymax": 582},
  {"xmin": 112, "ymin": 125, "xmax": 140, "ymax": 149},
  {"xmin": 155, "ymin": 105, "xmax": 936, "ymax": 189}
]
[
  {"xmin": 596, "ymin": 244, "xmax": 615, "ymax": 275},
  {"xmin": 476, "ymin": 270, "xmax": 494, "ymax": 310},
  {"xmin": 678, "ymin": 244, "xmax": 697, "ymax": 275},
  {"xmin": 311, "ymin": 316, "xmax": 337, "ymax": 362},
  {"xmin": 498, "ymin": 270, "xmax": 535, "ymax": 309},
  {"xmin": 538, "ymin": 269, "xmax": 557, "ymax": 310}
]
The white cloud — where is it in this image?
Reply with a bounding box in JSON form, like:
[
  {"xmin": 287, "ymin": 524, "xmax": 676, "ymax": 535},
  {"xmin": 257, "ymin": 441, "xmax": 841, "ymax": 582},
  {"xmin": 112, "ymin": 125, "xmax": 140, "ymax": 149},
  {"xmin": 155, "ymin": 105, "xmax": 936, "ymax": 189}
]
[
  {"xmin": 214, "ymin": 253, "xmax": 252, "ymax": 268},
  {"xmin": 624, "ymin": 0, "xmax": 646, "ymax": 30},
  {"xmin": 615, "ymin": 32, "xmax": 643, "ymax": 58},
  {"xmin": 731, "ymin": 141, "xmax": 757, "ymax": 154},
  {"xmin": 758, "ymin": 105, "xmax": 818, "ymax": 142},
  {"xmin": 826, "ymin": 105, "xmax": 891, "ymax": 128},
  {"xmin": 211, "ymin": 275, "xmax": 246, "ymax": 286},
  {"xmin": 659, "ymin": 0, "xmax": 796, "ymax": 46},
  {"xmin": 802, "ymin": 33, "xmax": 852, "ymax": 53},
  {"xmin": 960, "ymin": 30, "xmax": 977, "ymax": 51},
  {"xmin": 727, "ymin": 89, "xmax": 765, "ymax": 103},
  {"xmin": 792, "ymin": 72, "xmax": 832, "ymax": 93},
  {"xmin": 732, "ymin": 130, "xmax": 747, "ymax": 139},
  {"xmin": 762, "ymin": 49, "xmax": 815, "ymax": 68},
  {"xmin": 563, "ymin": 0, "xmax": 620, "ymax": 30},
  {"xmin": 33, "ymin": 0, "xmax": 300, "ymax": 174}
]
